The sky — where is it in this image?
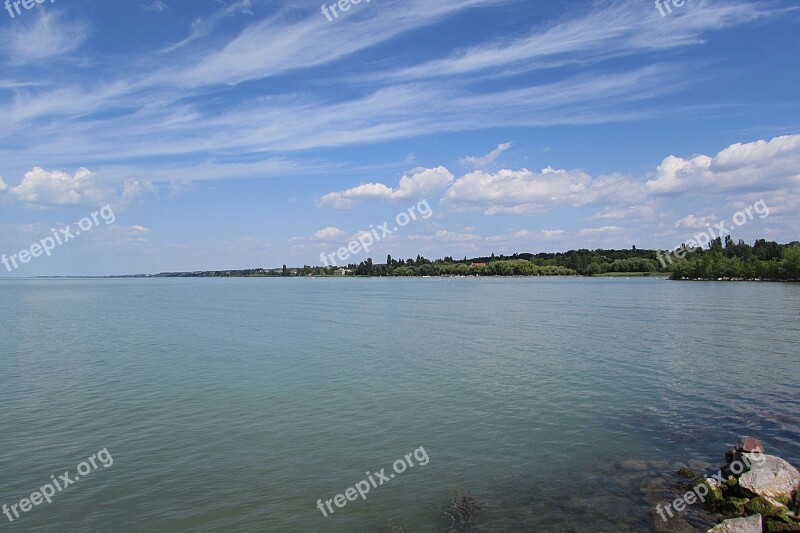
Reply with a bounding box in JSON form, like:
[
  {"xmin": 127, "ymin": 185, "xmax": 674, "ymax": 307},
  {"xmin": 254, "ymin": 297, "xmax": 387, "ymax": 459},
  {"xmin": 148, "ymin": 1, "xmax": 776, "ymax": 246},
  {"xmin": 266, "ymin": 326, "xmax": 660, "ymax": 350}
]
[{"xmin": 0, "ymin": 0, "xmax": 798, "ymax": 276}]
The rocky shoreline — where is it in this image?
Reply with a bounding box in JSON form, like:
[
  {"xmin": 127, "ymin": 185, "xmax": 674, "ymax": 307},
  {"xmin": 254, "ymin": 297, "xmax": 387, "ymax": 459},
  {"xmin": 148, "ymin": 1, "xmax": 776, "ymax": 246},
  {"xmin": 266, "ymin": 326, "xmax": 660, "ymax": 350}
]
[{"xmin": 673, "ymin": 437, "xmax": 800, "ymax": 532}]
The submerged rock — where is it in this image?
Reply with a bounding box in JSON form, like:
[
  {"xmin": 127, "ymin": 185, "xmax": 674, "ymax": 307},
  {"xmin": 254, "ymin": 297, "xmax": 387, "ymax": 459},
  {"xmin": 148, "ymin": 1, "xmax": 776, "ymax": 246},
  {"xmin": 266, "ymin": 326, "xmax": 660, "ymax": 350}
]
[{"xmin": 708, "ymin": 514, "xmax": 762, "ymax": 532}]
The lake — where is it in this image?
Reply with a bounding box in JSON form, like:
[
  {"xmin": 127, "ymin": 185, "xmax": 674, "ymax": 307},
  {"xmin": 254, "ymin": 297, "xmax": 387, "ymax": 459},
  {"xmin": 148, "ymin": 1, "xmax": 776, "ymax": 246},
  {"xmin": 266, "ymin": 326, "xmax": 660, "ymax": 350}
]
[{"xmin": 1, "ymin": 277, "xmax": 798, "ymax": 532}]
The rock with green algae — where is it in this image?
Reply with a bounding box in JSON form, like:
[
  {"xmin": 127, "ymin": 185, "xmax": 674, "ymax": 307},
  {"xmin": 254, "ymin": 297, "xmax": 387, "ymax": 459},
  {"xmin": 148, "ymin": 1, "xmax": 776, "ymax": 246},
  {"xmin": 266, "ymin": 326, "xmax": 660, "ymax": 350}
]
[
  {"xmin": 765, "ymin": 519, "xmax": 800, "ymax": 532},
  {"xmin": 702, "ymin": 437, "xmax": 800, "ymax": 532},
  {"xmin": 745, "ymin": 496, "xmax": 799, "ymax": 523},
  {"xmin": 746, "ymin": 496, "xmax": 782, "ymax": 516},
  {"xmin": 723, "ymin": 497, "xmax": 751, "ymax": 516}
]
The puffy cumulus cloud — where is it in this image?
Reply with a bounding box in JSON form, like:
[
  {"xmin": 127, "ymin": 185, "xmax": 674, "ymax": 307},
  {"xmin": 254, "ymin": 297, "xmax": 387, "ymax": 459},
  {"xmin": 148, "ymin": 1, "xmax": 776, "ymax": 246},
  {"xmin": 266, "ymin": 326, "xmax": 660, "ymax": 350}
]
[
  {"xmin": 459, "ymin": 142, "xmax": 512, "ymax": 169},
  {"xmin": 444, "ymin": 167, "xmax": 644, "ymax": 216},
  {"xmin": 4, "ymin": 167, "xmax": 151, "ymax": 208},
  {"xmin": 319, "ymin": 167, "xmax": 454, "ymax": 208},
  {"xmin": 9, "ymin": 167, "xmax": 105, "ymax": 205},
  {"xmin": 313, "ymin": 227, "xmax": 346, "ymax": 241},
  {"xmin": 646, "ymin": 135, "xmax": 800, "ymax": 195},
  {"xmin": 0, "ymin": 176, "xmax": 7, "ymax": 192},
  {"xmin": 440, "ymin": 135, "xmax": 800, "ymax": 219}
]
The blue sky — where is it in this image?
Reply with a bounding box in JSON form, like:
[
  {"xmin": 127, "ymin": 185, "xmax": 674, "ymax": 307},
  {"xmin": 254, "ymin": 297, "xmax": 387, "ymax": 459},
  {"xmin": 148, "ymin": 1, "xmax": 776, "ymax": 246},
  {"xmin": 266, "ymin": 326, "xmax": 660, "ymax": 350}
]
[{"xmin": 0, "ymin": 0, "xmax": 798, "ymax": 275}]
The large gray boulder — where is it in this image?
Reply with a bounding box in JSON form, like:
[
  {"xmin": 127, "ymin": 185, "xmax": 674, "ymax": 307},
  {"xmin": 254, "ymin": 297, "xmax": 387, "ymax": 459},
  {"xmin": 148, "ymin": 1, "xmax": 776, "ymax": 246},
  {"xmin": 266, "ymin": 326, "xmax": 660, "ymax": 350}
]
[
  {"xmin": 707, "ymin": 514, "xmax": 762, "ymax": 533},
  {"xmin": 739, "ymin": 453, "xmax": 800, "ymax": 501}
]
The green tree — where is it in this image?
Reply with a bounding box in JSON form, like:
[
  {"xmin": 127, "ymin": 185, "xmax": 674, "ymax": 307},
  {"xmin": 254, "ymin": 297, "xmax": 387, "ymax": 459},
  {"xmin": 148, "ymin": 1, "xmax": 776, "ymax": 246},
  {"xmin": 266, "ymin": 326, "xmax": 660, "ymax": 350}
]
[{"xmin": 782, "ymin": 245, "xmax": 800, "ymax": 279}]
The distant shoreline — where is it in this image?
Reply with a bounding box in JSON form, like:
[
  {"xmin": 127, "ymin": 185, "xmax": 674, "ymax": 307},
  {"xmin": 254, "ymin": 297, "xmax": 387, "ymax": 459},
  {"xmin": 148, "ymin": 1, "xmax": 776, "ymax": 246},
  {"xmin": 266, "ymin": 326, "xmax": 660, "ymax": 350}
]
[
  {"xmin": 3, "ymin": 239, "xmax": 798, "ymax": 281},
  {"xmin": 4, "ymin": 273, "xmax": 796, "ymax": 282}
]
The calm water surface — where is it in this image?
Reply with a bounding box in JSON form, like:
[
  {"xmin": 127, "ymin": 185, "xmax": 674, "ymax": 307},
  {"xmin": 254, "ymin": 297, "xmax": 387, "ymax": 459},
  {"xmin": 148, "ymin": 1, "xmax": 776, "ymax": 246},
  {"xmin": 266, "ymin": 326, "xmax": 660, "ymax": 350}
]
[{"xmin": 1, "ymin": 278, "xmax": 798, "ymax": 532}]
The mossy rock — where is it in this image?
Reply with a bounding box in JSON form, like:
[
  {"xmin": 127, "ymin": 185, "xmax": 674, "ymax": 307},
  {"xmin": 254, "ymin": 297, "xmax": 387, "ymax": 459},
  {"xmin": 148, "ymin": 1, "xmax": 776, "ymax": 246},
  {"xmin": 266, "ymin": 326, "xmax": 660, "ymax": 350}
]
[
  {"xmin": 700, "ymin": 481, "xmax": 726, "ymax": 511},
  {"xmin": 722, "ymin": 497, "xmax": 751, "ymax": 516},
  {"xmin": 746, "ymin": 497, "xmax": 785, "ymax": 519},
  {"xmin": 765, "ymin": 518, "xmax": 800, "ymax": 532},
  {"xmin": 678, "ymin": 467, "xmax": 696, "ymax": 479}
]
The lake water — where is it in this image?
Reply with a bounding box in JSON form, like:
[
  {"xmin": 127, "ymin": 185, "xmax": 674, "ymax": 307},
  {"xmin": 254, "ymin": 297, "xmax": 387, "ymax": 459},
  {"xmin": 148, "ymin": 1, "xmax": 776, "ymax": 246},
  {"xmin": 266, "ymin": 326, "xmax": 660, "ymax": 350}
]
[{"xmin": 1, "ymin": 277, "xmax": 798, "ymax": 532}]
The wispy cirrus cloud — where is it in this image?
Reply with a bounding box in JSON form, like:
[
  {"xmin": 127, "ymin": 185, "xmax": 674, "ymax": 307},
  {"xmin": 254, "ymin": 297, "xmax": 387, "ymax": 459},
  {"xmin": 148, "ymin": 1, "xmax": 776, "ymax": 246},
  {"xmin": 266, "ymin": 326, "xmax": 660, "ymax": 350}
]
[
  {"xmin": 358, "ymin": 0, "xmax": 778, "ymax": 83},
  {"xmin": 2, "ymin": 11, "xmax": 89, "ymax": 65},
  {"xmin": 0, "ymin": 0, "xmax": 792, "ymax": 212},
  {"xmin": 142, "ymin": 1, "xmax": 168, "ymax": 13}
]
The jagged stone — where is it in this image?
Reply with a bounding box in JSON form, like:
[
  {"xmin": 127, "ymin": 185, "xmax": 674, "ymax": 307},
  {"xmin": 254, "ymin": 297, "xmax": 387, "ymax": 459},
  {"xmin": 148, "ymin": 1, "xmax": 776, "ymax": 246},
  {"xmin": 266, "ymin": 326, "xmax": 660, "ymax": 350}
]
[
  {"xmin": 739, "ymin": 454, "xmax": 800, "ymax": 501},
  {"xmin": 738, "ymin": 437, "xmax": 765, "ymax": 454},
  {"xmin": 708, "ymin": 514, "xmax": 762, "ymax": 532}
]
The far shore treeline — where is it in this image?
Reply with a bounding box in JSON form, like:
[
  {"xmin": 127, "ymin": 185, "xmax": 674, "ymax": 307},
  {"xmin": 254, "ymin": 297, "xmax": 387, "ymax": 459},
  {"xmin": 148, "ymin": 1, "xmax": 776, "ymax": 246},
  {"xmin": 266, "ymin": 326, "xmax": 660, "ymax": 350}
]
[{"xmin": 130, "ymin": 238, "xmax": 800, "ymax": 282}]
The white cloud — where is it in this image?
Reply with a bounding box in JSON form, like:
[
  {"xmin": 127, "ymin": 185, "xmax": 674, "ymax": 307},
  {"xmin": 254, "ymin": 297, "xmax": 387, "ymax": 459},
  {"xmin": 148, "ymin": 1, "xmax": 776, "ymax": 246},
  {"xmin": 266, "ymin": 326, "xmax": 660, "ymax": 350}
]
[
  {"xmin": 646, "ymin": 134, "xmax": 800, "ymax": 195},
  {"xmin": 459, "ymin": 142, "xmax": 512, "ymax": 169},
  {"xmin": 409, "ymin": 228, "xmax": 567, "ymax": 245},
  {"xmin": 159, "ymin": 0, "xmax": 252, "ymax": 53},
  {"xmin": 167, "ymin": 0, "xmax": 508, "ymax": 87},
  {"xmin": 168, "ymin": 180, "xmax": 196, "ymax": 197},
  {"xmin": 440, "ymin": 135, "xmax": 800, "ymax": 219},
  {"xmin": 319, "ymin": 167, "xmax": 454, "ymax": 208},
  {"xmin": 362, "ymin": 1, "xmax": 777, "ymax": 83},
  {"xmin": 3, "ymin": 11, "xmax": 89, "ymax": 64},
  {"xmin": 142, "ymin": 1, "xmax": 168, "ymax": 12},
  {"xmin": 541, "ymin": 230, "xmax": 566, "ymax": 239},
  {"xmin": 674, "ymin": 214, "xmax": 717, "ymax": 229},
  {"xmin": 444, "ymin": 167, "xmax": 644, "ymax": 216},
  {"xmin": 313, "ymin": 227, "xmax": 345, "ymax": 241},
  {"xmin": 408, "ymin": 229, "xmax": 481, "ymax": 243},
  {"xmin": 577, "ymin": 226, "xmax": 628, "ymax": 237},
  {"xmin": 4, "ymin": 167, "xmax": 150, "ymax": 208},
  {"xmin": 0, "ymin": 176, "xmax": 7, "ymax": 192},
  {"xmin": 590, "ymin": 203, "xmax": 658, "ymax": 221}
]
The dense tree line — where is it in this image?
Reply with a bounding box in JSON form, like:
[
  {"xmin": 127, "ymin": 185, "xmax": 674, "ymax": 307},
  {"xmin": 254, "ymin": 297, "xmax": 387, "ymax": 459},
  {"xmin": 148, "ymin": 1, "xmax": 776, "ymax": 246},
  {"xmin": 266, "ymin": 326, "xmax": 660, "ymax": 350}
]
[
  {"xmin": 149, "ymin": 239, "xmax": 799, "ymax": 281},
  {"xmin": 307, "ymin": 239, "xmax": 798, "ymax": 280},
  {"xmin": 668, "ymin": 238, "xmax": 800, "ymax": 280}
]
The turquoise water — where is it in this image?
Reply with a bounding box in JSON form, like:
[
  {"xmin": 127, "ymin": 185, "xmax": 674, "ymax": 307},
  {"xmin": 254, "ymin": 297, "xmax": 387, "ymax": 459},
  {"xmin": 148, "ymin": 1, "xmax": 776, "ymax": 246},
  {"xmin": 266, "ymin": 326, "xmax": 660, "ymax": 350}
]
[{"xmin": 1, "ymin": 278, "xmax": 798, "ymax": 532}]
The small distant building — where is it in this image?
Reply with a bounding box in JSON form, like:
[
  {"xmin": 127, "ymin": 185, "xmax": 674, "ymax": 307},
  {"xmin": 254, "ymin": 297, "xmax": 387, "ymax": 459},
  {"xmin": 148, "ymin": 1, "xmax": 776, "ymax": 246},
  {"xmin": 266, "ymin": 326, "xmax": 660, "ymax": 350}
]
[{"xmin": 336, "ymin": 268, "xmax": 352, "ymax": 276}]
